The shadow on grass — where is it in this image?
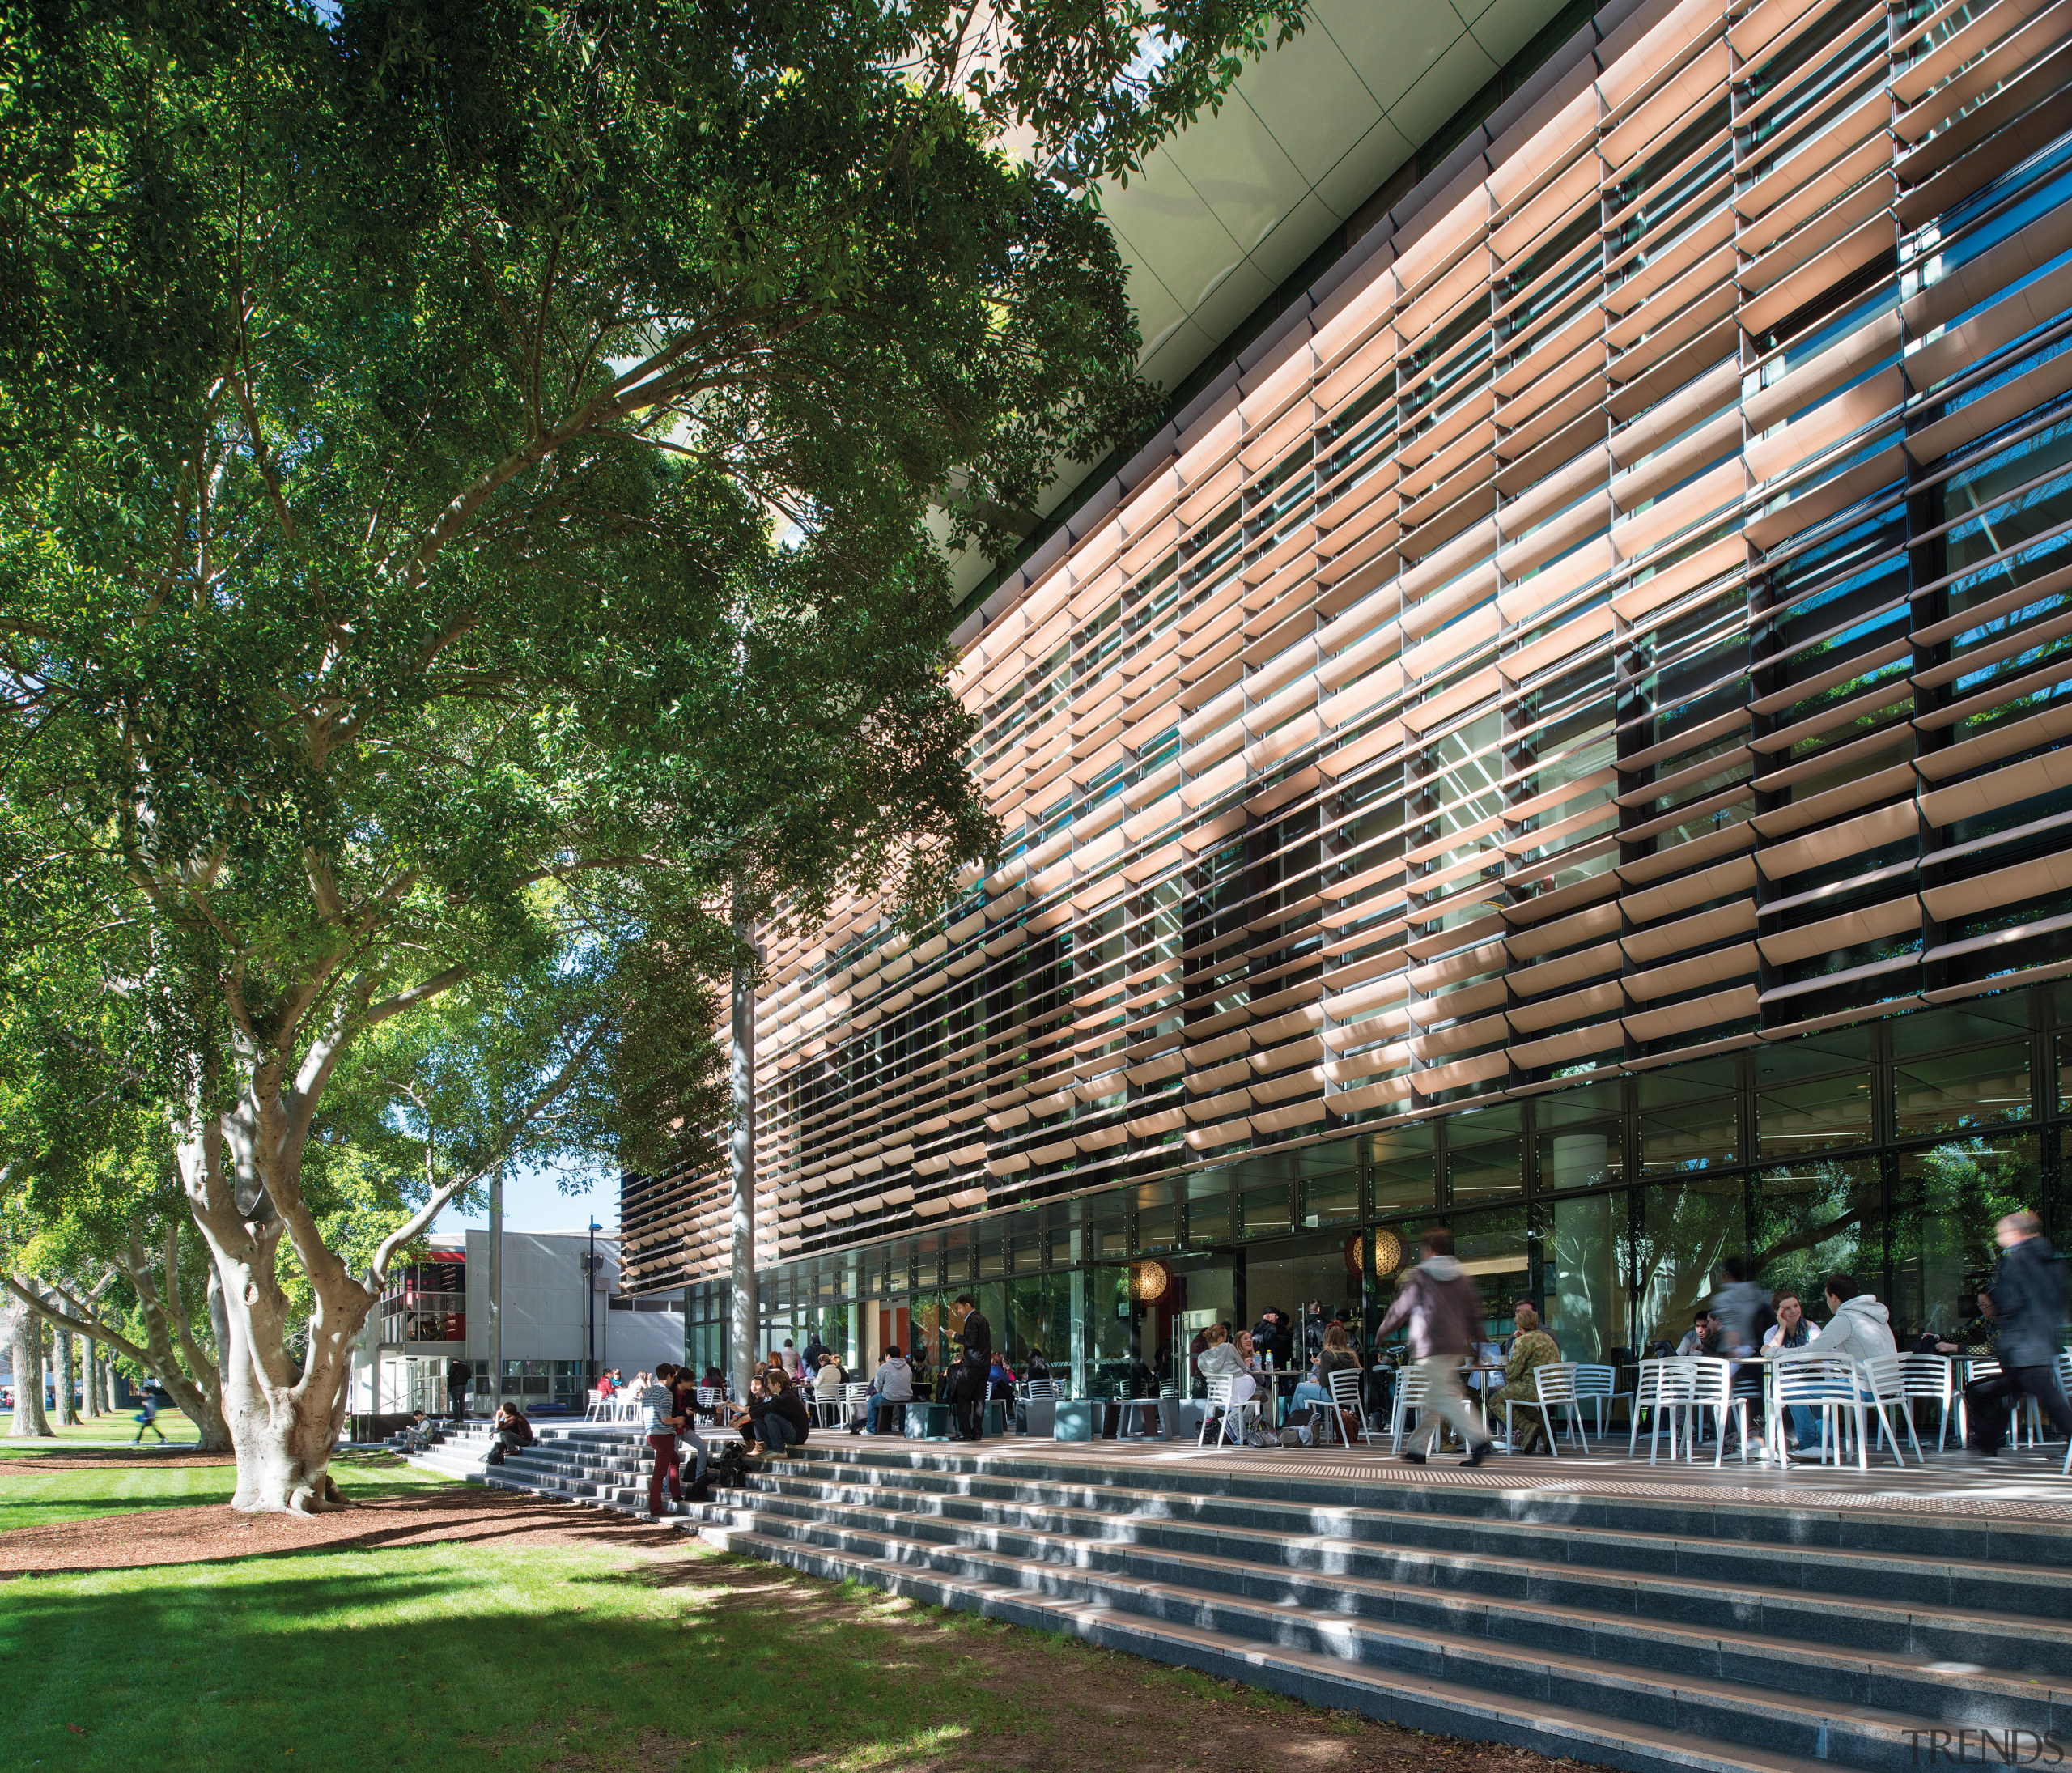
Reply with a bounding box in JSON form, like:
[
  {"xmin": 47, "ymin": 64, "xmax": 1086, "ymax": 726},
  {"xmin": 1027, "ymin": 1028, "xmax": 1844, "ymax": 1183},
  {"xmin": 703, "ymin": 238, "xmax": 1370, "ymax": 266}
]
[{"xmin": 0, "ymin": 1545, "xmax": 1027, "ymax": 1773}]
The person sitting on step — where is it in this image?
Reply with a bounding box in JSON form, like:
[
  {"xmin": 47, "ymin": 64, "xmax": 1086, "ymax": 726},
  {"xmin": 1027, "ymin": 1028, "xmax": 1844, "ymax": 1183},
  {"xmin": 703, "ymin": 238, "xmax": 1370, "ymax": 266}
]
[{"xmin": 738, "ymin": 1370, "xmax": 811, "ymax": 1459}]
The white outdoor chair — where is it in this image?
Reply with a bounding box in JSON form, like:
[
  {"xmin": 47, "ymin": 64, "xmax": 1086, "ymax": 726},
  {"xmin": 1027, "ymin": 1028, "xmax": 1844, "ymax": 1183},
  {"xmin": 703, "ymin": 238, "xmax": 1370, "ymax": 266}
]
[
  {"xmin": 838, "ymin": 1381, "xmax": 869, "ymax": 1430},
  {"xmin": 1632, "ymin": 1359, "xmax": 1693, "ymax": 1463},
  {"xmin": 583, "ymin": 1388, "xmax": 610, "ymax": 1422},
  {"xmin": 1859, "ymin": 1354, "xmax": 1919, "ymax": 1465},
  {"xmin": 1200, "ymin": 1375, "xmax": 1259, "ymax": 1448},
  {"xmin": 1893, "ymin": 1354, "xmax": 1959, "ymax": 1452},
  {"xmin": 1773, "ymin": 1351, "xmax": 1875, "ymax": 1470},
  {"xmin": 1682, "ymin": 1358, "xmax": 1750, "ymax": 1468},
  {"xmin": 1572, "ymin": 1363, "xmax": 1626, "ymax": 1438},
  {"xmin": 1322, "ymin": 1368, "xmax": 1377, "ymax": 1447},
  {"xmin": 2061, "ymin": 1353, "xmax": 2072, "ymax": 1477},
  {"xmin": 1506, "ymin": 1362, "xmax": 1589, "ymax": 1457},
  {"xmin": 1387, "ymin": 1364, "xmax": 1433, "ymax": 1453},
  {"xmin": 1956, "ymin": 1356, "xmax": 2039, "ymax": 1449}
]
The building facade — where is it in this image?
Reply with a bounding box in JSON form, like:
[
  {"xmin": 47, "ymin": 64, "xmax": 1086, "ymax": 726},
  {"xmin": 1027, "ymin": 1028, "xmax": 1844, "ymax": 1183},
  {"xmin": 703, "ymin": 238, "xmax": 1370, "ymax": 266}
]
[
  {"xmin": 351, "ymin": 1229, "xmax": 687, "ymax": 1416},
  {"xmin": 628, "ymin": 0, "xmax": 2072, "ymax": 1394}
]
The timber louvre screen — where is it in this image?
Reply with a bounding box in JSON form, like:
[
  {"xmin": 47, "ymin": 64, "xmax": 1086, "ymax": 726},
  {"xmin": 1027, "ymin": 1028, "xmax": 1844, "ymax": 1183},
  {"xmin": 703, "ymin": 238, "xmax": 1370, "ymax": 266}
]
[{"xmin": 624, "ymin": 0, "xmax": 2072, "ymax": 1286}]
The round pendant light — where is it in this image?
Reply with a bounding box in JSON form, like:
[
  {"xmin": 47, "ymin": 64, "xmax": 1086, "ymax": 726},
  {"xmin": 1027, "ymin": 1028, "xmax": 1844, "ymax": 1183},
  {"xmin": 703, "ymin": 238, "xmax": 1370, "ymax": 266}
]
[
  {"xmin": 1128, "ymin": 1258, "xmax": 1171, "ymax": 1303},
  {"xmin": 1371, "ymin": 1227, "xmax": 1404, "ymax": 1278}
]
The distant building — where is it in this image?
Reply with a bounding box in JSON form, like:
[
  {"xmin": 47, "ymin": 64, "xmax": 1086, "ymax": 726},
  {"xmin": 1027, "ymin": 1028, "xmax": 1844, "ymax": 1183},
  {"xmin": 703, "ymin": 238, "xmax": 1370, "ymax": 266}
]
[{"xmin": 349, "ymin": 1228, "xmax": 686, "ymax": 1416}]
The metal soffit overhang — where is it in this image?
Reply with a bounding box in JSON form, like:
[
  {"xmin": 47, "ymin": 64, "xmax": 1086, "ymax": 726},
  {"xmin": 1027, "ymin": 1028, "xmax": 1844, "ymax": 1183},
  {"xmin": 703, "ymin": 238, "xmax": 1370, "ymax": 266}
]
[{"xmin": 938, "ymin": 0, "xmax": 1574, "ymax": 607}]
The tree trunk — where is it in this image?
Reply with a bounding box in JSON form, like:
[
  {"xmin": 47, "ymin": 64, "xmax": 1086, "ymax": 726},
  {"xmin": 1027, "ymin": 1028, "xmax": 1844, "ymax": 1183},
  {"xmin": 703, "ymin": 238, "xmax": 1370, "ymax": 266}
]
[
  {"xmin": 186, "ymin": 1210, "xmax": 361, "ymax": 1511},
  {"xmin": 7, "ymin": 1302, "xmax": 51, "ymax": 1437},
  {"xmin": 56, "ymin": 1319, "xmax": 79, "ymax": 1426},
  {"xmin": 83, "ymin": 1341, "xmax": 100, "ymax": 1418}
]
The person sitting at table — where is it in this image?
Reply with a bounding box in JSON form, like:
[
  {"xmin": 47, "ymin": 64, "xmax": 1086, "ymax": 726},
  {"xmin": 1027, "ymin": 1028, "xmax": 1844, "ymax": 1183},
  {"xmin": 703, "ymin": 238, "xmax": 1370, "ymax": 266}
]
[
  {"xmin": 1289, "ymin": 1323, "xmax": 1361, "ymax": 1409},
  {"xmin": 858, "ymin": 1344, "xmax": 915, "ymax": 1435},
  {"xmin": 1250, "ymin": 1307, "xmax": 1293, "ymax": 1369},
  {"xmin": 1024, "ymin": 1347, "xmax": 1050, "ymax": 1383},
  {"xmin": 1760, "ymin": 1290, "xmax": 1821, "ymax": 1452},
  {"xmin": 1489, "ymin": 1303, "xmax": 1562, "ymax": 1454},
  {"xmin": 1290, "ymin": 1323, "xmax": 1365, "ymax": 1432},
  {"xmin": 1236, "ymin": 1329, "xmax": 1264, "ymax": 1374},
  {"xmin": 1675, "ymin": 1311, "xmax": 1719, "ymax": 1357},
  {"xmin": 813, "ymin": 1353, "xmax": 844, "ymax": 1412},
  {"xmin": 987, "ymin": 1351, "xmax": 1017, "ymax": 1404},
  {"xmin": 1195, "ymin": 1323, "xmax": 1259, "ymax": 1439}
]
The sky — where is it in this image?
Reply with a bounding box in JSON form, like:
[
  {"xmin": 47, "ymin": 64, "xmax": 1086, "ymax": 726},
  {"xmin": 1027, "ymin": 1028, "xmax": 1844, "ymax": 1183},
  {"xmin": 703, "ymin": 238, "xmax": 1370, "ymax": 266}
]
[{"xmin": 445, "ymin": 1157, "xmax": 618, "ymax": 1238}]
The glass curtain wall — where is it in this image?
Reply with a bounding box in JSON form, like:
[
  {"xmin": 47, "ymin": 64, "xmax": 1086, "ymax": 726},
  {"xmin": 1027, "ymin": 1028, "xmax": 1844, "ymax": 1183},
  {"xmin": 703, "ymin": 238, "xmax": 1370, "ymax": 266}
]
[{"xmin": 731, "ymin": 992, "xmax": 2070, "ymax": 1387}]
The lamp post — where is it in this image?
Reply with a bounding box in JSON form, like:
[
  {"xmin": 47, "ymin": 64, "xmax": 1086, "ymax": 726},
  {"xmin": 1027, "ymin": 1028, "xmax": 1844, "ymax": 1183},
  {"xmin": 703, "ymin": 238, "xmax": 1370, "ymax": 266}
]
[
  {"xmin": 586, "ymin": 1215, "xmax": 601, "ymax": 1381},
  {"xmin": 487, "ymin": 1163, "xmax": 503, "ymax": 1418}
]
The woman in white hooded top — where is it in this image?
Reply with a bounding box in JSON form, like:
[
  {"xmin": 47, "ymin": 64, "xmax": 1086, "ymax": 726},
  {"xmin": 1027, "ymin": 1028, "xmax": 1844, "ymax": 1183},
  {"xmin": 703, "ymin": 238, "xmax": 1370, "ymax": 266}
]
[{"xmin": 1196, "ymin": 1323, "xmax": 1258, "ymax": 1440}]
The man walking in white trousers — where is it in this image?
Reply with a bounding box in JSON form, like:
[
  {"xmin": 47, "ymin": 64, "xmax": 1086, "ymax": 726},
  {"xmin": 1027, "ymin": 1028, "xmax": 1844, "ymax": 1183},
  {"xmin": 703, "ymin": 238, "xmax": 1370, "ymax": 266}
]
[{"xmin": 1377, "ymin": 1226, "xmax": 1493, "ymax": 1466}]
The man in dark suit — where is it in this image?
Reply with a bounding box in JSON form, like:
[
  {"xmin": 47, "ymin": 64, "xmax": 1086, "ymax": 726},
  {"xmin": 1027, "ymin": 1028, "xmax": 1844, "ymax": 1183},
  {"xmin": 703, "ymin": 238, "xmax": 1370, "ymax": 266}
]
[{"xmin": 952, "ymin": 1292, "xmax": 991, "ymax": 1442}]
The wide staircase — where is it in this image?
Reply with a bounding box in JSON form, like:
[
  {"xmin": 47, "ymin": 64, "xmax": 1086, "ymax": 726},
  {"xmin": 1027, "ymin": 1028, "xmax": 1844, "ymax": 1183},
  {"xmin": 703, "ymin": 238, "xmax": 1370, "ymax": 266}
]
[
  {"xmin": 401, "ymin": 1418, "xmax": 686, "ymax": 1507},
  {"xmin": 694, "ymin": 1440, "xmax": 2072, "ymax": 1773},
  {"xmin": 411, "ymin": 1426, "xmax": 2072, "ymax": 1773}
]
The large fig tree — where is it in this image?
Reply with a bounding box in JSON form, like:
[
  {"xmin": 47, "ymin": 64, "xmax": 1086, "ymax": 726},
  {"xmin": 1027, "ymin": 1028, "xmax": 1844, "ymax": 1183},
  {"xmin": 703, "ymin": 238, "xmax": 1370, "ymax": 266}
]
[{"xmin": 0, "ymin": 0, "xmax": 1305, "ymax": 1509}]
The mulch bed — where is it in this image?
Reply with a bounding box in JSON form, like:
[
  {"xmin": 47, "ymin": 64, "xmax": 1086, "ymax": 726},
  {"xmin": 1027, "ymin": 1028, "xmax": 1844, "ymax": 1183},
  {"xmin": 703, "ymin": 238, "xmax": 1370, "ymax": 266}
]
[
  {"xmin": 0, "ymin": 1446, "xmax": 235, "ymax": 1471},
  {"xmin": 0, "ymin": 1482, "xmax": 677, "ymax": 1576}
]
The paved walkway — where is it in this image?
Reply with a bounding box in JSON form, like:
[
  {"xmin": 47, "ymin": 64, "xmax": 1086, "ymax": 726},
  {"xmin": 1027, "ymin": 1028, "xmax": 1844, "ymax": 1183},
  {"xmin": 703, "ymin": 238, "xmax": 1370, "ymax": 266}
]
[{"xmin": 884, "ymin": 1433, "xmax": 2072, "ymax": 1520}]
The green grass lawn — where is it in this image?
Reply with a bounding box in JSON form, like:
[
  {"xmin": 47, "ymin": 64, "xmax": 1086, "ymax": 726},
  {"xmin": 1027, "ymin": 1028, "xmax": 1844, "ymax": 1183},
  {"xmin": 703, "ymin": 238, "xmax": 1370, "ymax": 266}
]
[
  {"xmin": 0, "ymin": 1529, "xmax": 1284, "ymax": 1773},
  {"xmin": 0, "ymin": 1409, "xmax": 206, "ymax": 1454},
  {"xmin": 0, "ymin": 1417, "xmax": 453, "ymax": 1531}
]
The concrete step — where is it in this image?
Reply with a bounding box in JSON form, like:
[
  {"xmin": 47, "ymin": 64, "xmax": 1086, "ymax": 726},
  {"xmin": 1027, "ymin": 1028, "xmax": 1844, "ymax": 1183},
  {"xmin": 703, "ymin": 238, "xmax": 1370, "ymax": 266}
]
[
  {"xmin": 724, "ymin": 1469, "xmax": 2072, "ymax": 1679},
  {"xmin": 809, "ymin": 1441, "xmax": 2072, "ymax": 1570},
  {"xmin": 694, "ymin": 1521, "xmax": 1841, "ymax": 1773},
  {"xmin": 690, "ymin": 1486, "xmax": 2065, "ymax": 1752},
  {"xmin": 758, "ymin": 1451, "xmax": 2072, "ymax": 1621}
]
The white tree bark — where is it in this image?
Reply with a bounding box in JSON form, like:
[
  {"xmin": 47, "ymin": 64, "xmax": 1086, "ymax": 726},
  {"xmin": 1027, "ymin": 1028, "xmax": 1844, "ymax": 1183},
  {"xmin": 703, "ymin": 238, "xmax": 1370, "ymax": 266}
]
[
  {"xmin": 6, "ymin": 1290, "xmax": 51, "ymax": 1437},
  {"xmin": 55, "ymin": 1316, "xmax": 79, "ymax": 1426},
  {"xmin": 83, "ymin": 1341, "xmax": 100, "ymax": 1418}
]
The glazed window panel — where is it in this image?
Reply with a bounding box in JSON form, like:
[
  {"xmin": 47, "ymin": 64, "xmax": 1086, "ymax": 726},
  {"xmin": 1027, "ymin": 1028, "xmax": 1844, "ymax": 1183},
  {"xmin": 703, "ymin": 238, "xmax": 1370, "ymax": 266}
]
[
  {"xmin": 1636, "ymin": 1057, "xmax": 1739, "ymax": 1172},
  {"xmin": 1756, "ymin": 1031, "xmax": 1874, "ymax": 1157},
  {"xmin": 1892, "ymin": 1042, "xmax": 2033, "ymax": 1137},
  {"xmin": 1240, "ymin": 1180, "xmax": 1293, "ymax": 1239},
  {"xmin": 1888, "ymin": 1135, "xmax": 2043, "ymax": 1348},
  {"xmin": 1751, "ymin": 1158, "xmax": 1879, "ymax": 1322},
  {"xmin": 1186, "ymin": 1168, "xmax": 1233, "ymax": 1247},
  {"xmin": 1548, "ymin": 1188, "xmax": 1632, "ymax": 1363},
  {"xmin": 1134, "ymin": 1181, "xmax": 1181, "ymax": 1255},
  {"xmin": 1448, "ymin": 1105, "xmax": 1526, "ymax": 1204},
  {"xmin": 1447, "ymin": 1204, "xmax": 1533, "ymax": 1340},
  {"xmin": 1369, "ymin": 1123, "xmax": 1438, "ymax": 1214},
  {"xmin": 1636, "ymin": 1173, "xmax": 1748, "ymax": 1351}
]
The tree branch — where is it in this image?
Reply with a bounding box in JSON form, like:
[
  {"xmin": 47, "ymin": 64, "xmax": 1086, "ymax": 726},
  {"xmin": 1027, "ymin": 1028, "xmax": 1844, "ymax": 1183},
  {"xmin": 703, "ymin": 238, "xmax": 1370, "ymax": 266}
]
[{"xmin": 2, "ymin": 1273, "xmax": 156, "ymax": 1371}]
